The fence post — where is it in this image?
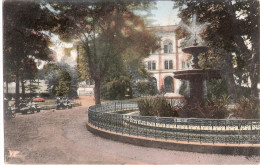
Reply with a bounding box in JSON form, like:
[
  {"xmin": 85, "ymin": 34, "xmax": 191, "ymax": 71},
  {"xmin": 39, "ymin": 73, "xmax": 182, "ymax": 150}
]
[
  {"xmin": 200, "ymin": 121, "xmax": 201, "ymax": 144},
  {"xmin": 146, "ymin": 119, "xmax": 148, "ymax": 138},
  {"xmin": 115, "ymin": 114, "xmax": 117, "ymax": 133},
  {"xmin": 137, "ymin": 120, "xmax": 139, "ymax": 136},
  {"xmin": 250, "ymin": 121, "xmax": 253, "ymax": 143},
  {"xmin": 188, "ymin": 120, "xmax": 190, "ymax": 143},
  {"xmin": 225, "ymin": 120, "xmax": 227, "ymax": 144},
  {"xmin": 238, "ymin": 120, "xmax": 240, "ymax": 144},
  {"xmin": 165, "ymin": 123, "xmax": 167, "ymax": 140},
  {"xmin": 155, "ymin": 118, "xmax": 157, "ymax": 139},
  {"xmin": 128, "ymin": 116, "xmax": 130, "ymax": 135}
]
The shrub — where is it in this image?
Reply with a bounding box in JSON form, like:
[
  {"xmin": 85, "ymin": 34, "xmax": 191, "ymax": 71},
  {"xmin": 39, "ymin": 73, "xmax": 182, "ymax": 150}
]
[
  {"xmin": 174, "ymin": 95, "xmax": 229, "ymax": 119},
  {"xmin": 179, "ymin": 80, "xmax": 188, "ymax": 97},
  {"xmin": 40, "ymin": 93, "xmax": 50, "ymax": 98},
  {"xmin": 136, "ymin": 81, "xmax": 157, "ymax": 96},
  {"xmin": 232, "ymin": 96, "xmax": 259, "ymax": 119},
  {"xmin": 159, "ymin": 85, "xmax": 166, "ymax": 95},
  {"xmin": 101, "ymin": 76, "xmax": 132, "ymax": 100},
  {"xmin": 206, "ymin": 79, "xmax": 229, "ymax": 100},
  {"xmin": 138, "ymin": 97, "xmax": 179, "ymax": 117},
  {"xmin": 138, "ymin": 98, "xmax": 154, "ymax": 116}
]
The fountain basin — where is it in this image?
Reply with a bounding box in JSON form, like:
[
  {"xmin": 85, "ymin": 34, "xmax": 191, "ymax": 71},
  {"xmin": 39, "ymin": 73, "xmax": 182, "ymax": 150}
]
[
  {"xmin": 174, "ymin": 69, "xmax": 221, "ymax": 80},
  {"xmin": 182, "ymin": 46, "xmax": 209, "ymax": 55}
]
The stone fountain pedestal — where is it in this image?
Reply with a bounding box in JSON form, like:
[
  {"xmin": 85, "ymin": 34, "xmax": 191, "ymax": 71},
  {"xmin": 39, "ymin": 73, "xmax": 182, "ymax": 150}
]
[{"xmin": 174, "ymin": 45, "xmax": 221, "ymax": 103}]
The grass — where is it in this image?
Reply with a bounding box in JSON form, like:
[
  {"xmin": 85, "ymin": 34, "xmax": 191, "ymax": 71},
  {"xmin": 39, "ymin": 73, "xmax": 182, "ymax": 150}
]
[
  {"xmin": 36, "ymin": 99, "xmax": 81, "ymax": 110},
  {"xmin": 124, "ymin": 97, "xmax": 144, "ymax": 102},
  {"xmin": 37, "ymin": 99, "xmax": 56, "ymax": 105},
  {"xmin": 113, "ymin": 109, "xmax": 137, "ymax": 114}
]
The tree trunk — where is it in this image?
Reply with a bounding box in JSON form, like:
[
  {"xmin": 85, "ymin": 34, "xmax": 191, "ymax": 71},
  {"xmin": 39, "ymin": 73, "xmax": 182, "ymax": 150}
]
[
  {"xmin": 6, "ymin": 80, "xmax": 9, "ymax": 95},
  {"xmin": 30, "ymin": 79, "xmax": 32, "ymax": 94},
  {"xmin": 249, "ymin": 51, "xmax": 259, "ymax": 99},
  {"xmin": 21, "ymin": 77, "xmax": 25, "ymax": 99},
  {"xmin": 15, "ymin": 73, "xmax": 20, "ymax": 107},
  {"xmin": 94, "ymin": 78, "xmax": 101, "ymax": 105},
  {"xmin": 249, "ymin": 1, "xmax": 259, "ymax": 100},
  {"xmin": 222, "ymin": 53, "xmax": 238, "ymax": 103}
]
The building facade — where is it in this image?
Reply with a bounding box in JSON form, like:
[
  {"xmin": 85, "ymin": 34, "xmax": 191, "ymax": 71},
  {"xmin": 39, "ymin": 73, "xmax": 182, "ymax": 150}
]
[{"xmin": 144, "ymin": 25, "xmax": 190, "ymax": 95}]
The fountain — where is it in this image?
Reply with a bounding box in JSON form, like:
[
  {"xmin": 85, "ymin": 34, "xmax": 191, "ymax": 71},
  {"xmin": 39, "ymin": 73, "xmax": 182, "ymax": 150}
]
[{"xmin": 174, "ymin": 15, "xmax": 221, "ymax": 103}]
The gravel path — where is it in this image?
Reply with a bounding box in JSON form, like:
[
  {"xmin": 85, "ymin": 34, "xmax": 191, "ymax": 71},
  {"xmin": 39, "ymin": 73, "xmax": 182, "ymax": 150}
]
[{"xmin": 4, "ymin": 96, "xmax": 260, "ymax": 164}]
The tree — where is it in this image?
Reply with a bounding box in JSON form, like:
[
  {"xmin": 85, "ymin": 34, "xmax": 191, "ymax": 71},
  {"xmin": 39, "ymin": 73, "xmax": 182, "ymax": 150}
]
[
  {"xmin": 3, "ymin": 1, "xmax": 57, "ymax": 104},
  {"xmin": 174, "ymin": 0, "xmax": 259, "ymax": 101},
  {"xmin": 55, "ymin": 70, "xmax": 72, "ymax": 96},
  {"xmin": 49, "ymin": 1, "xmax": 158, "ymax": 104},
  {"xmin": 75, "ymin": 44, "xmax": 93, "ymax": 84},
  {"xmin": 101, "ymin": 76, "xmax": 132, "ymax": 100},
  {"xmin": 41, "ymin": 62, "xmax": 79, "ymax": 98}
]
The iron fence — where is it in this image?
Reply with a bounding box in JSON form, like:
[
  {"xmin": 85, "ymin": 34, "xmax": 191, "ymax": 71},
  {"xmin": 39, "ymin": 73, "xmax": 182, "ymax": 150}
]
[{"xmin": 88, "ymin": 102, "xmax": 260, "ymax": 144}]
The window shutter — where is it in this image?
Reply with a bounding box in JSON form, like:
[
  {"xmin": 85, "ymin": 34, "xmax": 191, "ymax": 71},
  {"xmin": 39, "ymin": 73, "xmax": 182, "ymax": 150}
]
[
  {"xmin": 165, "ymin": 60, "xmax": 168, "ymax": 69},
  {"xmin": 169, "ymin": 60, "xmax": 173, "ymax": 69}
]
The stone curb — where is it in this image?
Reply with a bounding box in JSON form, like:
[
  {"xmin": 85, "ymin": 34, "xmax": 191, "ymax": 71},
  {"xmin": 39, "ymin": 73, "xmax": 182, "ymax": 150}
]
[{"xmin": 86, "ymin": 120, "xmax": 260, "ymax": 156}]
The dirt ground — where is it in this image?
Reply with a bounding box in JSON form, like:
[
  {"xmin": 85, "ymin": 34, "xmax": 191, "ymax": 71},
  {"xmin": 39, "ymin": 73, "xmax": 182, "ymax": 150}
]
[
  {"xmin": 4, "ymin": 96, "xmax": 260, "ymax": 164},
  {"xmin": 74, "ymin": 95, "xmax": 96, "ymax": 107}
]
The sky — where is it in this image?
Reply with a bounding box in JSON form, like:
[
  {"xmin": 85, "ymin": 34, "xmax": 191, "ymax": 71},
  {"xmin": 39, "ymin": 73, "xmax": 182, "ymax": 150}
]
[
  {"xmin": 52, "ymin": 1, "xmax": 181, "ymax": 66},
  {"xmin": 150, "ymin": 1, "xmax": 181, "ymax": 26}
]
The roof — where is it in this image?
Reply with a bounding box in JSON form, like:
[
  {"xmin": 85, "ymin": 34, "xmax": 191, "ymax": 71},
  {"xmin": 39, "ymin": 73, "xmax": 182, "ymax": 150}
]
[{"xmin": 148, "ymin": 25, "xmax": 179, "ymax": 32}]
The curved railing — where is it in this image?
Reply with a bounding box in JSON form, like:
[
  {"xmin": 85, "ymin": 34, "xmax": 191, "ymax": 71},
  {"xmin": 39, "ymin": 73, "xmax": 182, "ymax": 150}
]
[{"xmin": 88, "ymin": 101, "xmax": 260, "ymax": 144}]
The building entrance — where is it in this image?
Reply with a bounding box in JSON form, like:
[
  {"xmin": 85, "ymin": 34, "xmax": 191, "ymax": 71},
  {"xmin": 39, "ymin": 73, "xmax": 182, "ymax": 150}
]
[{"xmin": 164, "ymin": 76, "xmax": 173, "ymax": 93}]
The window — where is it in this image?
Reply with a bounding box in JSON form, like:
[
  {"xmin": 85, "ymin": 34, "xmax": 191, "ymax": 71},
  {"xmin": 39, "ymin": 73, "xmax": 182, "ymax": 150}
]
[
  {"xmin": 164, "ymin": 60, "xmax": 173, "ymax": 69},
  {"xmin": 147, "ymin": 61, "xmax": 156, "ymax": 70},
  {"xmin": 163, "ymin": 40, "xmax": 173, "ymax": 54},
  {"xmin": 169, "ymin": 60, "xmax": 173, "ymax": 69},
  {"xmin": 152, "ymin": 61, "xmax": 156, "ymax": 70},
  {"xmin": 164, "ymin": 45, "xmax": 168, "ymax": 54},
  {"xmin": 148, "ymin": 61, "xmax": 151, "ymax": 70},
  {"xmin": 164, "ymin": 60, "xmax": 168, "ymax": 69},
  {"xmin": 168, "ymin": 43, "xmax": 173, "ymax": 53}
]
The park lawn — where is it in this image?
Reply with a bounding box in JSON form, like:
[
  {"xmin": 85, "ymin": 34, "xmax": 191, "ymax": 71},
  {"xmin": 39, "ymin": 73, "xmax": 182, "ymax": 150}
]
[
  {"xmin": 125, "ymin": 97, "xmax": 143, "ymax": 102},
  {"xmin": 37, "ymin": 99, "xmax": 56, "ymax": 105}
]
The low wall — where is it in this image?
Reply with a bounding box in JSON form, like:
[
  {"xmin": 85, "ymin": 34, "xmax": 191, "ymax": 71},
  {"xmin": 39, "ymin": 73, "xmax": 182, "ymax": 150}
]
[
  {"xmin": 87, "ymin": 101, "xmax": 260, "ymax": 154},
  {"xmin": 86, "ymin": 120, "xmax": 260, "ymax": 156}
]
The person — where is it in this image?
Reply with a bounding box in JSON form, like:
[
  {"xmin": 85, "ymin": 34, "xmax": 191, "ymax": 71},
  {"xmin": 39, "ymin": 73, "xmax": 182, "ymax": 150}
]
[
  {"xmin": 56, "ymin": 97, "xmax": 61, "ymax": 104},
  {"xmin": 8, "ymin": 98, "xmax": 15, "ymax": 107}
]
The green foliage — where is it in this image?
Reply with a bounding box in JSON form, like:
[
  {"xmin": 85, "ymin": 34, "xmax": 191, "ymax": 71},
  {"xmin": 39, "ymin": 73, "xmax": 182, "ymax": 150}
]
[
  {"xmin": 41, "ymin": 62, "xmax": 79, "ymax": 98},
  {"xmin": 42, "ymin": 63, "xmax": 59, "ymax": 74},
  {"xmin": 138, "ymin": 97, "xmax": 179, "ymax": 117},
  {"xmin": 175, "ymin": 95, "xmax": 229, "ymax": 119},
  {"xmin": 206, "ymin": 79, "xmax": 229, "ymax": 99},
  {"xmin": 3, "ymin": 1, "xmax": 57, "ymax": 99},
  {"xmin": 49, "ymin": 1, "xmax": 158, "ymax": 104},
  {"xmin": 236, "ymin": 86, "xmax": 251, "ymax": 99},
  {"xmin": 55, "ymin": 81, "xmax": 70, "ymax": 96},
  {"xmin": 159, "ymin": 85, "xmax": 166, "ymax": 95},
  {"xmin": 55, "ymin": 69, "xmax": 72, "ymax": 96},
  {"xmin": 136, "ymin": 81, "xmax": 157, "ymax": 96},
  {"xmin": 175, "ymin": 0, "xmax": 259, "ymax": 99},
  {"xmin": 101, "ymin": 76, "xmax": 132, "ymax": 100},
  {"xmin": 25, "ymin": 83, "xmax": 39, "ymax": 94},
  {"xmin": 40, "ymin": 93, "xmax": 50, "ymax": 98},
  {"xmin": 232, "ymin": 97, "xmax": 259, "ymax": 119},
  {"xmin": 76, "ymin": 45, "xmax": 91, "ymax": 82},
  {"xmin": 58, "ymin": 69, "xmax": 72, "ymax": 82},
  {"xmin": 179, "ymin": 80, "xmax": 188, "ymax": 97}
]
